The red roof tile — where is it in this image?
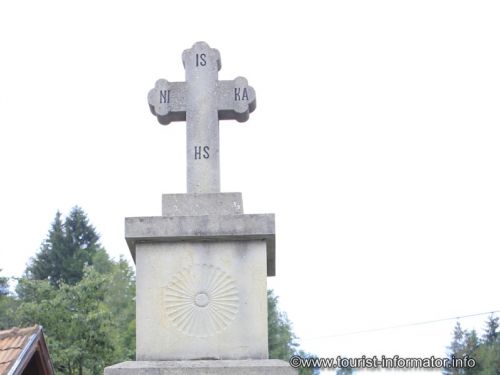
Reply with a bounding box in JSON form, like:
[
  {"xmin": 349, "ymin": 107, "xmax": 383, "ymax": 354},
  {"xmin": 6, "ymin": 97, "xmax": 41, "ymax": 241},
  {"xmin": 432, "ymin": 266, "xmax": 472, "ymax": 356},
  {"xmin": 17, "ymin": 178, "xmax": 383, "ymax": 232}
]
[{"xmin": 0, "ymin": 326, "xmax": 39, "ymax": 375}]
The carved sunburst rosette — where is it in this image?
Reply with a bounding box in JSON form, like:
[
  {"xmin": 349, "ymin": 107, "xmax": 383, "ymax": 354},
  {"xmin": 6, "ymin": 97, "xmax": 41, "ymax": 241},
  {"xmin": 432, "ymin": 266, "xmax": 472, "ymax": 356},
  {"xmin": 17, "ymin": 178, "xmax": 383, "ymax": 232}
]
[{"xmin": 163, "ymin": 264, "xmax": 239, "ymax": 337}]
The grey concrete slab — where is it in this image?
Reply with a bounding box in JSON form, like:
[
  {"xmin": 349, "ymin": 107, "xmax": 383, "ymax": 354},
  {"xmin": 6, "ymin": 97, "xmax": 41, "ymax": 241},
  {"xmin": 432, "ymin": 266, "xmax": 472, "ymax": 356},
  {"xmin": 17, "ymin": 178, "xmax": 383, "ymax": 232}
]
[
  {"xmin": 105, "ymin": 360, "xmax": 297, "ymax": 375},
  {"xmin": 125, "ymin": 214, "xmax": 276, "ymax": 276}
]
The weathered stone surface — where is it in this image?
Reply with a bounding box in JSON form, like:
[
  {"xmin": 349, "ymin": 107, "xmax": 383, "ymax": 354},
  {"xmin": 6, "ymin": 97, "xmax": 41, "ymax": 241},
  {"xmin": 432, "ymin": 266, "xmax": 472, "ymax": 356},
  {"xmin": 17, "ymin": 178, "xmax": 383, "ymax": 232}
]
[
  {"xmin": 105, "ymin": 360, "xmax": 297, "ymax": 375},
  {"xmin": 125, "ymin": 213, "xmax": 276, "ymax": 276},
  {"xmin": 148, "ymin": 41, "xmax": 256, "ymax": 194},
  {"xmin": 135, "ymin": 240, "xmax": 268, "ymax": 360},
  {"xmin": 216, "ymin": 77, "xmax": 256, "ymax": 122},
  {"xmin": 162, "ymin": 193, "xmax": 243, "ymax": 216}
]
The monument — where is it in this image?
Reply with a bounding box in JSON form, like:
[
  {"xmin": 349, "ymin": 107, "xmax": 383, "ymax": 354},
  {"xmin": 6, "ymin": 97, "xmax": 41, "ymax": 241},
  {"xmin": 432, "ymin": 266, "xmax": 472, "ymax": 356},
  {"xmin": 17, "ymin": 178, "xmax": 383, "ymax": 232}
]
[{"xmin": 105, "ymin": 42, "xmax": 295, "ymax": 374}]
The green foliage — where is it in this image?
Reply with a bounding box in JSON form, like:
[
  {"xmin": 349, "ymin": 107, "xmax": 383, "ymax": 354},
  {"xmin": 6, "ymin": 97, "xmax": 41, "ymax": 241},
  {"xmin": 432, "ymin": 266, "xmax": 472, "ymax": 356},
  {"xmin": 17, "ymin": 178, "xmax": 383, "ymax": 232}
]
[
  {"xmin": 474, "ymin": 315, "xmax": 500, "ymax": 375},
  {"xmin": 26, "ymin": 207, "xmax": 101, "ymax": 286},
  {"xmin": 16, "ymin": 270, "xmax": 110, "ymax": 374},
  {"xmin": 482, "ymin": 316, "xmax": 499, "ymax": 346},
  {"xmin": 267, "ymin": 289, "xmax": 317, "ymax": 375},
  {"xmin": 336, "ymin": 362, "xmax": 355, "ymax": 375},
  {"xmin": 445, "ymin": 316, "xmax": 500, "ymax": 375},
  {"xmin": 15, "ymin": 263, "xmax": 135, "ymax": 375},
  {"xmin": 3, "ymin": 207, "xmax": 313, "ymax": 375},
  {"xmin": 99, "ymin": 253, "xmax": 136, "ymax": 360},
  {"xmin": 0, "ymin": 269, "xmax": 19, "ymax": 330},
  {"xmin": 0, "ymin": 295, "xmax": 18, "ymax": 330},
  {"xmin": 0, "ymin": 270, "xmax": 9, "ymax": 296},
  {"xmin": 7, "ymin": 207, "xmax": 136, "ymax": 375},
  {"xmin": 268, "ymin": 289, "xmax": 298, "ymax": 359}
]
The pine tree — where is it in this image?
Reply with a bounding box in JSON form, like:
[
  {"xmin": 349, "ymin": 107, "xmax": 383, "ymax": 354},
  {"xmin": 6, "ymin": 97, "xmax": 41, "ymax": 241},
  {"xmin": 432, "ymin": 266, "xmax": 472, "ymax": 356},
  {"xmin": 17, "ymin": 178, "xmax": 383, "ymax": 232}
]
[
  {"xmin": 475, "ymin": 315, "xmax": 500, "ymax": 375},
  {"xmin": 25, "ymin": 207, "xmax": 101, "ymax": 286},
  {"xmin": 452, "ymin": 322, "xmax": 465, "ymax": 356},
  {"xmin": 482, "ymin": 315, "xmax": 499, "ymax": 346},
  {"xmin": 445, "ymin": 322, "xmax": 465, "ymax": 375},
  {"xmin": 446, "ymin": 316, "xmax": 500, "ymax": 375},
  {"xmin": 463, "ymin": 330, "xmax": 480, "ymax": 375}
]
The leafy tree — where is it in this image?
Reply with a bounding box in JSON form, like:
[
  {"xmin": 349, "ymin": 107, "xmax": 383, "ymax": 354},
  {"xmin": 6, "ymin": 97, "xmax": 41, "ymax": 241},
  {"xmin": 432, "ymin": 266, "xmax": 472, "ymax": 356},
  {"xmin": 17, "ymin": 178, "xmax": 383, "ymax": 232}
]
[
  {"xmin": 95, "ymin": 251, "xmax": 136, "ymax": 360},
  {"xmin": 15, "ymin": 264, "xmax": 134, "ymax": 375},
  {"xmin": 0, "ymin": 270, "xmax": 18, "ymax": 330},
  {"xmin": 268, "ymin": 289, "xmax": 317, "ymax": 375},
  {"xmin": 268, "ymin": 289, "xmax": 298, "ymax": 359},
  {"xmin": 0, "ymin": 269, "xmax": 9, "ymax": 296},
  {"xmin": 26, "ymin": 207, "xmax": 101, "ymax": 286},
  {"xmin": 0, "ymin": 296, "xmax": 18, "ymax": 330}
]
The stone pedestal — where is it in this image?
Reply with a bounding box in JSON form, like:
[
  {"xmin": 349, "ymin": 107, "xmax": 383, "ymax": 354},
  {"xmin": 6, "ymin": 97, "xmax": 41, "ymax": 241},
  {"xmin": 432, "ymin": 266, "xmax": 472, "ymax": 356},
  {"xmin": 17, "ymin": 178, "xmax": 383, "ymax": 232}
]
[
  {"xmin": 113, "ymin": 42, "xmax": 295, "ymax": 375},
  {"xmin": 125, "ymin": 193, "xmax": 276, "ymax": 361},
  {"xmin": 105, "ymin": 360, "xmax": 296, "ymax": 375}
]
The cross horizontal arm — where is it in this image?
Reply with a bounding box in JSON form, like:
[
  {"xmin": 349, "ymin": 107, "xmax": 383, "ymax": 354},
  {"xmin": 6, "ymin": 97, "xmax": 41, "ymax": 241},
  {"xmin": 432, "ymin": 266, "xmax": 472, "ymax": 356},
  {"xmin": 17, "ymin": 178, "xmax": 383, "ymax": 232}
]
[
  {"xmin": 216, "ymin": 77, "xmax": 256, "ymax": 122},
  {"xmin": 148, "ymin": 79, "xmax": 187, "ymax": 125}
]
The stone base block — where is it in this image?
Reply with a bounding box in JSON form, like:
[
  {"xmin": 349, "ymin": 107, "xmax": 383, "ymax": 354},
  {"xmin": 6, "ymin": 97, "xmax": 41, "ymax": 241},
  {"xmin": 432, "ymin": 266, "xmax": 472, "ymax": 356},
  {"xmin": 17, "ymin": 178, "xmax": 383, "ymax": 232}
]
[
  {"xmin": 104, "ymin": 360, "xmax": 297, "ymax": 375},
  {"xmin": 136, "ymin": 240, "xmax": 269, "ymax": 360}
]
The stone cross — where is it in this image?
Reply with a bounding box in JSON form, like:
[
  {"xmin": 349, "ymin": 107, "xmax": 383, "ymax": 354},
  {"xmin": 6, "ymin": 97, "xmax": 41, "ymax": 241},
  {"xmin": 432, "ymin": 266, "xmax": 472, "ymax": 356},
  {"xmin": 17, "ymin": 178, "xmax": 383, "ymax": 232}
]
[{"xmin": 148, "ymin": 42, "xmax": 256, "ymax": 194}]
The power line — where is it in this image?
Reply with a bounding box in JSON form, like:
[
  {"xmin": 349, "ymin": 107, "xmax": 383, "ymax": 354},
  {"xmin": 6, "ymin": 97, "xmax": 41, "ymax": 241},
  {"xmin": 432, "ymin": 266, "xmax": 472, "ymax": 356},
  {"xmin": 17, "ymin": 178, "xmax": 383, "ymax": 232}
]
[{"xmin": 302, "ymin": 309, "xmax": 500, "ymax": 341}]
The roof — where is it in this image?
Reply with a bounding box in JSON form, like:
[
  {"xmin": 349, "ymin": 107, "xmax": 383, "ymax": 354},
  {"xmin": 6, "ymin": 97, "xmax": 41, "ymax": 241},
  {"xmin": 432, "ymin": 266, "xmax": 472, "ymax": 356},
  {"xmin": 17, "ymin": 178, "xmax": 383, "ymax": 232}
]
[{"xmin": 0, "ymin": 325, "xmax": 54, "ymax": 375}]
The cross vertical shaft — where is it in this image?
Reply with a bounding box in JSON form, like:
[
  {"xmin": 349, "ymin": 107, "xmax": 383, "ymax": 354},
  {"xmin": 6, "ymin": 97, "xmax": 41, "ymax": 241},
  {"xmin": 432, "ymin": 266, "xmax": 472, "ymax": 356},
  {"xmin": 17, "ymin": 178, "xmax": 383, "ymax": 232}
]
[{"xmin": 183, "ymin": 43, "xmax": 221, "ymax": 193}]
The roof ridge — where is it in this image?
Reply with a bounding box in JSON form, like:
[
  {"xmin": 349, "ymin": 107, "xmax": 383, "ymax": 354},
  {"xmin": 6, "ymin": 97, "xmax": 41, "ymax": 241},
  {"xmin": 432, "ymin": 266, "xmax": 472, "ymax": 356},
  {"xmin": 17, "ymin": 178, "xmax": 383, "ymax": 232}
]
[{"xmin": 0, "ymin": 325, "xmax": 39, "ymax": 340}]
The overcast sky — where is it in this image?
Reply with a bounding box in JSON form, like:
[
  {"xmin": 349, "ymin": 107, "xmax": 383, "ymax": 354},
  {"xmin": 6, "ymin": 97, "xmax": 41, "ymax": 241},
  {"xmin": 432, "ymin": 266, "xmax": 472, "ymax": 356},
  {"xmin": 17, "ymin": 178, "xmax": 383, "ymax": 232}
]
[{"xmin": 1, "ymin": 1, "xmax": 499, "ymax": 373}]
